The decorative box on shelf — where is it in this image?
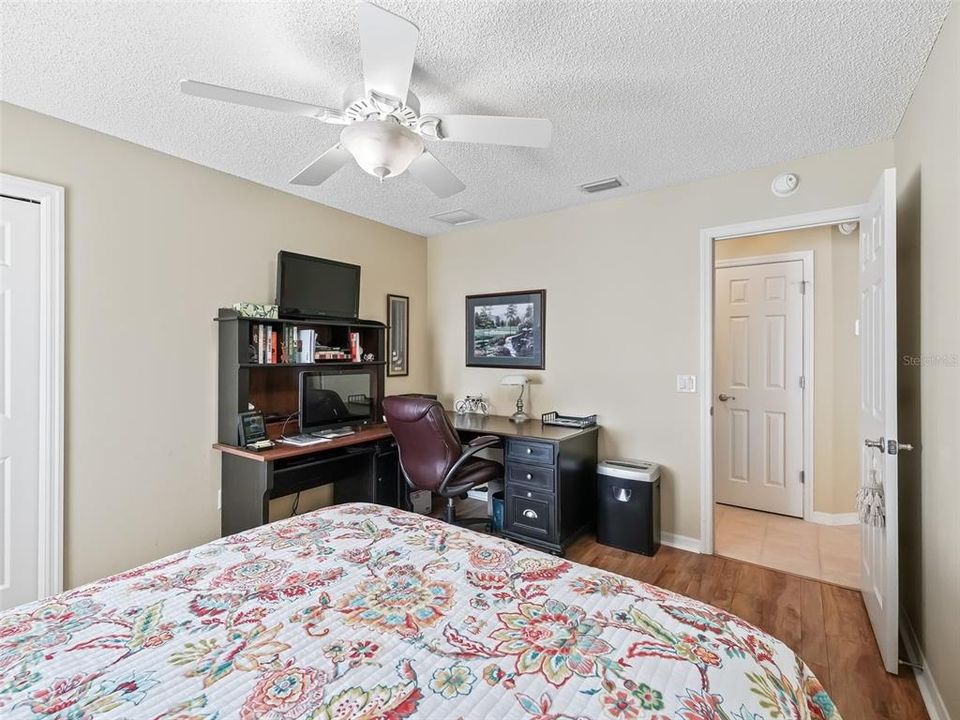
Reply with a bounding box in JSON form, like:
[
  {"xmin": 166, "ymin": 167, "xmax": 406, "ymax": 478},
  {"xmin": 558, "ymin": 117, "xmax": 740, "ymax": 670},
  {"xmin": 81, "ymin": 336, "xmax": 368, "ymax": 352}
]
[{"xmin": 232, "ymin": 302, "xmax": 279, "ymax": 319}]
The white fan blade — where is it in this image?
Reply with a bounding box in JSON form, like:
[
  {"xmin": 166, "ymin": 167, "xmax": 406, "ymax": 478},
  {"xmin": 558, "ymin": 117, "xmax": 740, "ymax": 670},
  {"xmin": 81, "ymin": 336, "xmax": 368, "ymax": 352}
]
[
  {"xmin": 290, "ymin": 146, "xmax": 353, "ymax": 186},
  {"xmin": 181, "ymin": 80, "xmax": 350, "ymax": 124},
  {"xmin": 435, "ymin": 114, "xmax": 552, "ymax": 148},
  {"xmin": 407, "ymin": 151, "xmax": 465, "ymax": 198},
  {"xmin": 357, "ymin": 2, "xmax": 419, "ymax": 104}
]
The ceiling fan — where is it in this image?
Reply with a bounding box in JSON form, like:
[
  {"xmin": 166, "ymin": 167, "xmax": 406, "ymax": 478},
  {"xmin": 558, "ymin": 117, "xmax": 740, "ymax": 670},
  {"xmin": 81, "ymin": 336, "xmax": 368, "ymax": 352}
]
[{"xmin": 181, "ymin": 2, "xmax": 552, "ymax": 198}]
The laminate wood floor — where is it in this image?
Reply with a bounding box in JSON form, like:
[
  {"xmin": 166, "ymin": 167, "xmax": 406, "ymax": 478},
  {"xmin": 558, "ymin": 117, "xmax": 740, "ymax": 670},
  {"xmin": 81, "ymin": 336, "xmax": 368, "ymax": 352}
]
[{"xmin": 565, "ymin": 536, "xmax": 928, "ymax": 720}]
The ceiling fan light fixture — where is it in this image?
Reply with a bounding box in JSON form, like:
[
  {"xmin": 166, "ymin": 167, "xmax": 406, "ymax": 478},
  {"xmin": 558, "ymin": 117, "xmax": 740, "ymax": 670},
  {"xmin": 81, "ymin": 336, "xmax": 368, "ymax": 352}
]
[{"xmin": 340, "ymin": 120, "xmax": 424, "ymax": 180}]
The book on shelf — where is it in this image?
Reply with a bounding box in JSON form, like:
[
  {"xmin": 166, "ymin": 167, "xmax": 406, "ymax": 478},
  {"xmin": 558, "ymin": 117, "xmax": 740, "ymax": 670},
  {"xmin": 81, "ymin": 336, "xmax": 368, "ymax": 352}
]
[
  {"xmin": 246, "ymin": 324, "xmax": 361, "ymax": 365},
  {"xmin": 250, "ymin": 325, "xmax": 260, "ymax": 363},
  {"xmin": 281, "ymin": 326, "xmax": 296, "ymax": 364},
  {"xmin": 298, "ymin": 329, "xmax": 316, "ymax": 364},
  {"xmin": 315, "ymin": 350, "xmax": 349, "ymax": 361}
]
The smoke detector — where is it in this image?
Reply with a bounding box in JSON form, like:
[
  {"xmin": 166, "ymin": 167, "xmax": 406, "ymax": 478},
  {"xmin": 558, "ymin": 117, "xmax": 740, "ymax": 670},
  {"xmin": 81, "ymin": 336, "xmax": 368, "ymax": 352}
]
[{"xmin": 771, "ymin": 173, "xmax": 800, "ymax": 197}]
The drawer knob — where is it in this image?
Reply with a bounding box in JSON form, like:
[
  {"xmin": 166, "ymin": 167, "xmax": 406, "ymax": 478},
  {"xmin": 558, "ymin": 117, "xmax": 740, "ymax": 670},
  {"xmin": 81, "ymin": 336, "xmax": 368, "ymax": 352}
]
[
  {"xmin": 525, "ymin": 448, "xmax": 532, "ymax": 454},
  {"xmin": 525, "ymin": 473, "xmax": 533, "ymax": 480},
  {"xmin": 522, "ymin": 508, "xmax": 538, "ymax": 520}
]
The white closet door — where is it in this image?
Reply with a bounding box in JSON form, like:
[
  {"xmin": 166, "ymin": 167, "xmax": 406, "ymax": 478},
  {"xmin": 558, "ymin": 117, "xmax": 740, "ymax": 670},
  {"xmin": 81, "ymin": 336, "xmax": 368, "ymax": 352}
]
[
  {"xmin": 715, "ymin": 260, "xmax": 804, "ymax": 517},
  {"xmin": 0, "ymin": 195, "xmax": 42, "ymax": 610}
]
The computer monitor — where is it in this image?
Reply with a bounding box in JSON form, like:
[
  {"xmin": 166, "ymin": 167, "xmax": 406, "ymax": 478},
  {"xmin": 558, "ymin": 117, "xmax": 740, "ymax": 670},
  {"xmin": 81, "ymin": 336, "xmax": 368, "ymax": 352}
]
[{"xmin": 299, "ymin": 369, "xmax": 374, "ymax": 434}]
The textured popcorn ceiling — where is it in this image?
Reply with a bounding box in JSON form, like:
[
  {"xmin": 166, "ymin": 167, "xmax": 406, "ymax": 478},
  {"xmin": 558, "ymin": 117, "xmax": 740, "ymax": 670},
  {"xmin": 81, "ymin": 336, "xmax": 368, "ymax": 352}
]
[{"xmin": 0, "ymin": 1, "xmax": 950, "ymax": 236}]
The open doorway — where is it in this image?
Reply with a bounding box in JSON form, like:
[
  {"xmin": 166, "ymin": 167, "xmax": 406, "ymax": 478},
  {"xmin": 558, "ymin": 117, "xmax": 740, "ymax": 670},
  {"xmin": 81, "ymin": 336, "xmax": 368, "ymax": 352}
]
[
  {"xmin": 711, "ymin": 225, "xmax": 860, "ymax": 587},
  {"xmin": 701, "ymin": 172, "xmax": 902, "ymax": 673}
]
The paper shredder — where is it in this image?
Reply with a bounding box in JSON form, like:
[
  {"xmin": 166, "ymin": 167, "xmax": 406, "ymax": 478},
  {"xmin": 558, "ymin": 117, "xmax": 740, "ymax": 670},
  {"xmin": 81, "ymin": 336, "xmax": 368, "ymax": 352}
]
[{"xmin": 596, "ymin": 459, "xmax": 661, "ymax": 556}]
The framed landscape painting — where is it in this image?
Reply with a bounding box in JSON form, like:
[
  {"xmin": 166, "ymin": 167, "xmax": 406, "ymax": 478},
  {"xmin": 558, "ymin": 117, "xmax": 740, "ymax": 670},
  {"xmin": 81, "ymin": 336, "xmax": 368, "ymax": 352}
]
[{"xmin": 465, "ymin": 289, "xmax": 545, "ymax": 369}]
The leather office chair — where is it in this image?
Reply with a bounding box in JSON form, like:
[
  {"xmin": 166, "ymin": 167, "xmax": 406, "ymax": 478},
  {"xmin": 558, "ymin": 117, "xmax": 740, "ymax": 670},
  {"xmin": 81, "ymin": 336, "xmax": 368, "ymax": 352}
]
[{"xmin": 383, "ymin": 396, "xmax": 502, "ymax": 525}]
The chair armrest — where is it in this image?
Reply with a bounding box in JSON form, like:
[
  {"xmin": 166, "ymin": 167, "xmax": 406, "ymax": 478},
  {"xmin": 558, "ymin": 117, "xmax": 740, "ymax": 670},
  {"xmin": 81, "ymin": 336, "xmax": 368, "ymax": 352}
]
[
  {"xmin": 468, "ymin": 435, "xmax": 500, "ymax": 449},
  {"xmin": 438, "ymin": 435, "xmax": 502, "ymax": 494}
]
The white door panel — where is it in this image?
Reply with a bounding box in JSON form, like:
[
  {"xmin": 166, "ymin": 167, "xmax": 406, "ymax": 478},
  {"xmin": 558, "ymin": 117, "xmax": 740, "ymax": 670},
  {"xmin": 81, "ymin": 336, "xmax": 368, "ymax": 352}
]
[
  {"xmin": 859, "ymin": 168, "xmax": 900, "ymax": 674},
  {"xmin": 0, "ymin": 196, "xmax": 42, "ymax": 610},
  {"xmin": 715, "ymin": 260, "xmax": 804, "ymax": 517}
]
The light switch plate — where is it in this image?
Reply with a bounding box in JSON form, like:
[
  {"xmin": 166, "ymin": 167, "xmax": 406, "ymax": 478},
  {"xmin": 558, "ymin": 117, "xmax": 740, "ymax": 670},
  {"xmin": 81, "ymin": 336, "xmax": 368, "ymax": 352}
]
[{"xmin": 676, "ymin": 374, "xmax": 697, "ymax": 393}]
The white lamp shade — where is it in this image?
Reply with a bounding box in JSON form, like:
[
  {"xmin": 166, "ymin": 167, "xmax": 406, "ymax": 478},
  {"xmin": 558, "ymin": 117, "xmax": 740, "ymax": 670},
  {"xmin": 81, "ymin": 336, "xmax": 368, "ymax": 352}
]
[
  {"xmin": 500, "ymin": 374, "xmax": 530, "ymax": 386},
  {"xmin": 340, "ymin": 120, "xmax": 425, "ymax": 179}
]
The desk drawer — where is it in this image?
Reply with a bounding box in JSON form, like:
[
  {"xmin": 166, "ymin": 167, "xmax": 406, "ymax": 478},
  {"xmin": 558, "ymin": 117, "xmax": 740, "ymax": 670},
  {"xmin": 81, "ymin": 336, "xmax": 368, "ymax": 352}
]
[
  {"xmin": 272, "ymin": 450, "xmax": 371, "ymax": 499},
  {"xmin": 507, "ymin": 439, "xmax": 555, "ymax": 465},
  {"xmin": 505, "ymin": 487, "xmax": 555, "ymax": 541},
  {"xmin": 507, "ymin": 462, "xmax": 555, "ymax": 492}
]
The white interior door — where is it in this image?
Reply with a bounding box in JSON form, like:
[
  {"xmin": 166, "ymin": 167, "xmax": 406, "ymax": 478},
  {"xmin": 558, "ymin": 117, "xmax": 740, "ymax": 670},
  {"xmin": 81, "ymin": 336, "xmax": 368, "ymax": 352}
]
[
  {"xmin": 715, "ymin": 260, "xmax": 804, "ymax": 517},
  {"xmin": 0, "ymin": 196, "xmax": 43, "ymax": 610},
  {"xmin": 859, "ymin": 168, "xmax": 901, "ymax": 674}
]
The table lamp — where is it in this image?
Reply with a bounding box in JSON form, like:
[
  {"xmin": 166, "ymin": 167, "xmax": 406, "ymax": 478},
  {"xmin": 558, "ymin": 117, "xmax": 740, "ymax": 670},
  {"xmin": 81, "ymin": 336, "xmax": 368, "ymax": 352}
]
[{"xmin": 501, "ymin": 375, "xmax": 530, "ymax": 423}]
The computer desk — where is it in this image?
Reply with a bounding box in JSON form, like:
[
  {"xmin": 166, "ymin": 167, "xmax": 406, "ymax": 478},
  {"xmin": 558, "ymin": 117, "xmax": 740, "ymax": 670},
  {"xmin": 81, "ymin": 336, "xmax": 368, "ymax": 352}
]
[{"xmin": 213, "ymin": 411, "xmax": 598, "ymax": 554}]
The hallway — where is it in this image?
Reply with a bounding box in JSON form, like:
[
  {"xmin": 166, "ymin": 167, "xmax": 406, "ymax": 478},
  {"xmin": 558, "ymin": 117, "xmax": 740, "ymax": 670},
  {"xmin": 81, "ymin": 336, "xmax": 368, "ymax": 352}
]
[{"xmin": 715, "ymin": 503, "xmax": 859, "ymax": 588}]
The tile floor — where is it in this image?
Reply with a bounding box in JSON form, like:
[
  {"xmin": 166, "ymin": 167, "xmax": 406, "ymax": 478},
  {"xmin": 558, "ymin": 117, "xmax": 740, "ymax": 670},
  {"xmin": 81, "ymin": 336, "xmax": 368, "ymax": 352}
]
[{"xmin": 714, "ymin": 503, "xmax": 860, "ymax": 588}]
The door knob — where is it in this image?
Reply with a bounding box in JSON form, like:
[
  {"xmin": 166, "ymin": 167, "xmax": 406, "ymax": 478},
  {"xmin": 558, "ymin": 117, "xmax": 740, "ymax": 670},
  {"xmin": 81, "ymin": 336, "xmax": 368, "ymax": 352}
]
[
  {"xmin": 864, "ymin": 437, "xmax": 885, "ymax": 450},
  {"xmin": 718, "ymin": 393, "xmax": 735, "ymax": 402}
]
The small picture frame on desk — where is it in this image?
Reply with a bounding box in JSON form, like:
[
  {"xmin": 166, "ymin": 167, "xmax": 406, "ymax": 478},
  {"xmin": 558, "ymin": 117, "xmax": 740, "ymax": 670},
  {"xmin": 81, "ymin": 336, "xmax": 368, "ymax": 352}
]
[
  {"xmin": 387, "ymin": 294, "xmax": 409, "ymax": 377},
  {"xmin": 237, "ymin": 410, "xmax": 270, "ymax": 448},
  {"xmin": 465, "ymin": 289, "xmax": 545, "ymax": 369}
]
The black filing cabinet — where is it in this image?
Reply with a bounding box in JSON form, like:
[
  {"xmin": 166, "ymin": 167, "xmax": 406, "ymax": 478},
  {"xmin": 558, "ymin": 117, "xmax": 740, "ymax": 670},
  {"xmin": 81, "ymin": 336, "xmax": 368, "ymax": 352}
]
[{"xmin": 501, "ymin": 430, "xmax": 598, "ymax": 555}]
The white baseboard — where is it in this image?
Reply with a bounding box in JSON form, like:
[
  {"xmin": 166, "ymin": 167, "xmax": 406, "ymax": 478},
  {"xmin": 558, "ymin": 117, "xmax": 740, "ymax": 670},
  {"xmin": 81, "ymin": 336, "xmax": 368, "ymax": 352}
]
[
  {"xmin": 661, "ymin": 532, "xmax": 702, "ymax": 554},
  {"xmin": 809, "ymin": 511, "xmax": 858, "ymax": 526},
  {"xmin": 900, "ymin": 610, "xmax": 952, "ymax": 720}
]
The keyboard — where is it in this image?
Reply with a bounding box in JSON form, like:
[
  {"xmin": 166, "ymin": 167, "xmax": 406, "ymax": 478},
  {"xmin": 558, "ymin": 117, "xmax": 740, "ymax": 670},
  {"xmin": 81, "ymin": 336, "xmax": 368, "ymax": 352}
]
[
  {"xmin": 281, "ymin": 434, "xmax": 332, "ymax": 447},
  {"xmin": 317, "ymin": 428, "xmax": 356, "ymax": 439}
]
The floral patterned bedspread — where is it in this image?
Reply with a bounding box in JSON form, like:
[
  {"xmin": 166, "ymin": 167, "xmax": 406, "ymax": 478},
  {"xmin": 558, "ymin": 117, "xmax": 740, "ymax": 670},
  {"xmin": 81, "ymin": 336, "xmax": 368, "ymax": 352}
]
[{"xmin": 0, "ymin": 503, "xmax": 839, "ymax": 719}]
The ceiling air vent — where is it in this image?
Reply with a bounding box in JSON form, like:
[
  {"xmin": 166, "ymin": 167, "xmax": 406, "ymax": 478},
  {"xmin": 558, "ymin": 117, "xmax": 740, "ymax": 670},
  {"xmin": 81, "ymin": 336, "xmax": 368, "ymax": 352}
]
[
  {"xmin": 578, "ymin": 176, "xmax": 626, "ymax": 194},
  {"xmin": 430, "ymin": 209, "xmax": 484, "ymax": 226}
]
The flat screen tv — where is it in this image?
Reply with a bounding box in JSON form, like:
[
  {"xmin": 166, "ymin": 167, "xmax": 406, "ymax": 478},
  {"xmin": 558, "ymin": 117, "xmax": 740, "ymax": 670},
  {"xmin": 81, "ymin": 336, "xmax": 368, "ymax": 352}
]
[{"xmin": 276, "ymin": 251, "xmax": 360, "ymax": 319}]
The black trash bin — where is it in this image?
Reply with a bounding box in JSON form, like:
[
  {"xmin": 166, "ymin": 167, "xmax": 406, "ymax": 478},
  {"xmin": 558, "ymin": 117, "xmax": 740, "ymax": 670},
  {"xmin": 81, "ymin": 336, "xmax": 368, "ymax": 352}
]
[{"xmin": 596, "ymin": 459, "xmax": 661, "ymax": 556}]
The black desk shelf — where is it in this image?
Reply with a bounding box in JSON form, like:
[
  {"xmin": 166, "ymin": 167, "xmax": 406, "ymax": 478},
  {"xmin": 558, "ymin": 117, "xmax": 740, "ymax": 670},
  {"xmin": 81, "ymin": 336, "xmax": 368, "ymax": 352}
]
[
  {"xmin": 216, "ymin": 307, "xmax": 386, "ymax": 446},
  {"xmin": 238, "ymin": 361, "xmax": 386, "ymax": 369},
  {"xmin": 216, "ymin": 309, "xmax": 386, "ymax": 330}
]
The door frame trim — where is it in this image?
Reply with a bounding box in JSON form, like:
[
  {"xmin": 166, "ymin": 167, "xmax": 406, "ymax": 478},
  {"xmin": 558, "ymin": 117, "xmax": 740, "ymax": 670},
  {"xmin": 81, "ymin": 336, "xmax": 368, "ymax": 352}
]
[
  {"xmin": 715, "ymin": 251, "xmax": 814, "ymax": 522},
  {"xmin": 700, "ymin": 205, "xmax": 861, "ymax": 554},
  {"xmin": 0, "ymin": 174, "xmax": 65, "ymax": 598}
]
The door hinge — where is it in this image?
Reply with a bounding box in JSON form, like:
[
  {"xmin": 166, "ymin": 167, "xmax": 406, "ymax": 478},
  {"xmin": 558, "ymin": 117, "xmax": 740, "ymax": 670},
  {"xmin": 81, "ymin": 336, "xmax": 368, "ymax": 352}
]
[
  {"xmin": 799, "ymin": 376, "xmax": 806, "ymax": 389},
  {"xmin": 800, "ymin": 281, "xmax": 809, "ymax": 295},
  {"xmin": 800, "ymin": 470, "xmax": 806, "ymax": 484}
]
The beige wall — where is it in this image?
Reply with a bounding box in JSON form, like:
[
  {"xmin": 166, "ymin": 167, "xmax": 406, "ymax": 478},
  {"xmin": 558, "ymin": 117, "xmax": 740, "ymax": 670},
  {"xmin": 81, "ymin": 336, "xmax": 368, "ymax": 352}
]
[
  {"xmin": 428, "ymin": 140, "xmax": 893, "ymax": 541},
  {"xmin": 828, "ymin": 226, "xmax": 860, "ymax": 517},
  {"xmin": 894, "ymin": 3, "xmax": 959, "ymax": 717},
  {"xmin": 715, "ymin": 226, "xmax": 859, "ymax": 515},
  {"xmin": 0, "ymin": 102, "xmax": 429, "ymax": 588}
]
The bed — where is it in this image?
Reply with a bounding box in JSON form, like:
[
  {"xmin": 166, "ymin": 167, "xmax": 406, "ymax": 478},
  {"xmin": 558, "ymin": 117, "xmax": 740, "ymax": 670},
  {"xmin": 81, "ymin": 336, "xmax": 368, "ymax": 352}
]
[{"xmin": 0, "ymin": 503, "xmax": 839, "ymax": 719}]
